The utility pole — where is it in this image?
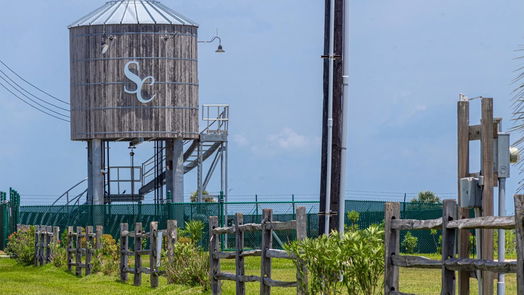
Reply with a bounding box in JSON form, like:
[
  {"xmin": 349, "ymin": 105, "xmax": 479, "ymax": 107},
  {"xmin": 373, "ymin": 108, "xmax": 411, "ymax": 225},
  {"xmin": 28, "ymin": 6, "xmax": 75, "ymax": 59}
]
[{"xmin": 319, "ymin": 0, "xmax": 347, "ymax": 235}]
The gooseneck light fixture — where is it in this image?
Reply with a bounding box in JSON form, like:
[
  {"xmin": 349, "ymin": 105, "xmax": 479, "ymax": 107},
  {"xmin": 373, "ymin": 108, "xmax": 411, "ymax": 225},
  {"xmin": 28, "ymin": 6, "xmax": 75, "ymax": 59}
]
[{"xmin": 198, "ymin": 34, "xmax": 225, "ymax": 53}]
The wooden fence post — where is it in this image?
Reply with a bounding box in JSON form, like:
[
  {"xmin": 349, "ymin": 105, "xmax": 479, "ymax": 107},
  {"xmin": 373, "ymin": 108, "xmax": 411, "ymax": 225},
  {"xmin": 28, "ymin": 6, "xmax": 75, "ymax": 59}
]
[
  {"xmin": 209, "ymin": 216, "xmax": 221, "ymax": 295},
  {"xmin": 45, "ymin": 226, "xmax": 52, "ymax": 263},
  {"xmin": 75, "ymin": 226, "xmax": 82, "ymax": 277},
  {"xmin": 515, "ymin": 195, "xmax": 524, "ymax": 294},
  {"xmin": 39, "ymin": 226, "xmax": 45, "ymax": 265},
  {"xmin": 120, "ymin": 223, "xmax": 129, "ymax": 283},
  {"xmin": 134, "ymin": 222, "xmax": 142, "ymax": 286},
  {"xmin": 441, "ymin": 199, "xmax": 458, "ymax": 295},
  {"xmin": 85, "ymin": 226, "xmax": 93, "ymax": 275},
  {"xmin": 235, "ymin": 213, "xmax": 245, "ymax": 295},
  {"xmin": 150, "ymin": 221, "xmax": 159, "ymax": 288},
  {"xmin": 260, "ymin": 209, "xmax": 273, "ymax": 295},
  {"xmin": 96, "ymin": 225, "xmax": 103, "ymax": 249},
  {"xmin": 53, "ymin": 226, "xmax": 59, "ymax": 244},
  {"xmin": 295, "ymin": 206, "xmax": 308, "ymax": 295},
  {"xmin": 384, "ymin": 202, "xmax": 400, "ymax": 295},
  {"xmin": 167, "ymin": 219, "xmax": 177, "ymax": 264},
  {"xmin": 67, "ymin": 226, "xmax": 73, "ymax": 271},
  {"xmin": 34, "ymin": 226, "xmax": 40, "ymax": 266}
]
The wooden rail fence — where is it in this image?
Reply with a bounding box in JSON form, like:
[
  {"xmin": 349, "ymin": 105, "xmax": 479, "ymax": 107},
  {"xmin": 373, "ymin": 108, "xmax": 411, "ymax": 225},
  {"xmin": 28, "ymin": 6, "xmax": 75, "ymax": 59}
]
[
  {"xmin": 66, "ymin": 226, "xmax": 103, "ymax": 276},
  {"xmin": 209, "ymin": 207, "xmax": 308, "ymax": 295},
  {"xmin": 384, "ymin": 195, "xmax": 524, "ymax": 295},
  {"xmin": 34, "ymin": 225, "xmax": 59, "ymax": 266},
  {"xmin": 120, "ymin": 220, "xmax": 177, "ymax": 288}
]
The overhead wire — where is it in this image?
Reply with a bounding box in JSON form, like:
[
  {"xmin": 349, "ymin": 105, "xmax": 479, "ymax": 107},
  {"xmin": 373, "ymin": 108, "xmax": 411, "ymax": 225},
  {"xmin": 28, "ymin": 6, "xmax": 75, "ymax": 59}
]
[{"xmin": 0, "ymin": 58, "xmax": 69, "ymax": 105}]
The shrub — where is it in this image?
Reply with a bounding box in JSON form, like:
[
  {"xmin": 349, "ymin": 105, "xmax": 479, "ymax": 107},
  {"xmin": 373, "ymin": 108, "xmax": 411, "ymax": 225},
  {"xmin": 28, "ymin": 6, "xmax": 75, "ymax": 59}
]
[
  {"xmin": 401, "ymin": 232, "xmax": 418, "ymax": 254},
  {"xmin": 164, "ymin": 242, "xmax": 209, "ymax": 289},
  {"xmin": 5, "ymin": 226, "xmax": 35, "ymax": 265},
  {"xmin": 179, "ymin": 220, "xmax": 205, "ymax": 245},
  {"xmin": 50, "ymin": 242, "xmax": 67, "ymax": 268},
  {"xmin": 92, "ymin": 234, "xmax": 119, "ymax": 275},
  {"xmin": 285, "ymin": 225, "xmax": 384, "ymax": 295}
]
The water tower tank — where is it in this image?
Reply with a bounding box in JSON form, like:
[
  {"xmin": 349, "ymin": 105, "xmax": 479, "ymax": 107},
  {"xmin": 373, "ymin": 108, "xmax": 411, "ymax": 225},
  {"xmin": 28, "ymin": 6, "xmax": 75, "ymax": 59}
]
[{"xmin": 69, "ymin": 0, "xmax": 199, "ymax": 141}]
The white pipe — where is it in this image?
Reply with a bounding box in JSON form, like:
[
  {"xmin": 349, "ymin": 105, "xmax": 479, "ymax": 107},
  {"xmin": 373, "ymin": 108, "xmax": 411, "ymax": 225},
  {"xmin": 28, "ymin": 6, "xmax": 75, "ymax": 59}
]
[
  {"xmin": 498, "ymin": 177, "xmax": 506, "ymax": 295},
  {"xmin": 338, "ymin": 0, "xmax": 350, "ymax": 237},
  {"xmin": 324, "ymin": 0, "xmax": 336, "ymax": 235}
]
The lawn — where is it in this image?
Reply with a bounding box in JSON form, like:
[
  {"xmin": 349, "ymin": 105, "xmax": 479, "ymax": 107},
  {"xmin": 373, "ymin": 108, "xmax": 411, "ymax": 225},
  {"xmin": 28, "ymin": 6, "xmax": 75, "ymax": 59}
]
[{"xmin": 0, "ymin": 256, "xmax": 518, "ymax": 294}]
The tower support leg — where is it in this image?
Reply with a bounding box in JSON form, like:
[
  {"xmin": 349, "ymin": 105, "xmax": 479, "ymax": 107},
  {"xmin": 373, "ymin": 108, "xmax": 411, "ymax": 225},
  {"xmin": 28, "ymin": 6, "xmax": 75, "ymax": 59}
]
[
  {"xmin": 166, "ymin": 139, "xmax": 184, "ymax": 203},
  {"xmin": 87, "ymin": 139, "xmax": 104, "ymax": 225}
]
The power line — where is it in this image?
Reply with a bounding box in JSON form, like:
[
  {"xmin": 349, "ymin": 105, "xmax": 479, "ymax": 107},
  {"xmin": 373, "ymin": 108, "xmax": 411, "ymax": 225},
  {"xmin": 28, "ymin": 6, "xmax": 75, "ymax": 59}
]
[
  {"xmin": 0, "ymin": 68, "xmax": 70, "ymax": 112},
  {"xmin": 0, "ymin": 78, "xmax": 70, "ymax": 122},
  {"xmin": 0, "ymin": 58, "xmax": 69, "ymax": 105},
  {"xmin": 0, "ymin": 74, "xmax": 69, "ymax": 119}
]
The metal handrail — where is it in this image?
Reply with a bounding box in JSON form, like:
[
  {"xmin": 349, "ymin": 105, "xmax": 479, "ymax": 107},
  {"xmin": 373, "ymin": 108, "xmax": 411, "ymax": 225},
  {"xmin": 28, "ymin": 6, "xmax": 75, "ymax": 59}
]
[{"xmin": 39, "ymin": 178, "xmax": 88, "ymax": 224}]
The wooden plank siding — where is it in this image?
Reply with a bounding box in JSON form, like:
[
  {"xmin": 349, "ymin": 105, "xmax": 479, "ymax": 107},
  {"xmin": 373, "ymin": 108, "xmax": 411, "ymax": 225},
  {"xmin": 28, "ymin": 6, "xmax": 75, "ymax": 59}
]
[{"xmin": 69, "ymin": 24, "xmax": 199, "ymax": 141}]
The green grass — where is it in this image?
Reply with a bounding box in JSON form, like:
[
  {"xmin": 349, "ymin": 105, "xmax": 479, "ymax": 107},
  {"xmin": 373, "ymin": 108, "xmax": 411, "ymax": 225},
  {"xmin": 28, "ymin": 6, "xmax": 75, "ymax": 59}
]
[{"xmin": 0, "ymin": 257, "xmax": 518, "ymax": 294}]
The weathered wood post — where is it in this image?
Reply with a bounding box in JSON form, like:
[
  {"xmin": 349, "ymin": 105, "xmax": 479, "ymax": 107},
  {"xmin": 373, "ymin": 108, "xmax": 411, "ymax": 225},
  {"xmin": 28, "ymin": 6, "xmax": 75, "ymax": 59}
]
[
  {"xmin": 260, "ymin": 209, "xmax": 273, "ymax": 295},
  {"xmin": 95, "ymin": 225, "xmax": 103, "ymax": 249},
  {"xmin": 209, "ymin": 216, "xmax": 221, "ymax": 295},
  {"xmin": 167, "ymin": 219, "xmax": 177, "ymax": 264},
  {"xmin": 39, "ymin": 226, "xmax": 45, "ymax": 265},
  {"xmin": 85, "ymin": 226, "xmax": 93, "ymax": 275},
  {"xmin": 295, "ymin": 206, "xmax": 308, "ymax": 295},
  {"xmin": 67, "ymin": 226, "xmax": 73, "ymax": 271},
  {"xmin": 134, "ymin": 222, "xmax": 142, "ymax": 286},
  {"xmin": 515, "ymin": 195, "xmax": 524, "ymax": 294},
  {"xmin": 120, "ymin": 223, "xmax": 129, "ymax": 283},
  {"xmin": 52, "ymin": 226, "xmax": 60, "ymax": 244},
  {"xmin": 235, "ymin": 213, "xmax": 245, "ymax": 295},
  {"xmin": 441, "ymin": 199, "xmax": 458, "ymax": 294},
  {"xmin": 34, "ymin": 226, "xmax": 40, "ymax": 266},
  {"xmin": 384, "ymin": 202, "xmax": 400, "ymax": 295},
  {"xmin": 75, "ymin": 226, "xmax": 82, "ymax": 277},
  {"xmin": 150, "ymin": 222, "xmax": 159, "ymax": 288},
  {"xmin": 45, "ymin": 225, "xmax": 53, "ymax": 263}
]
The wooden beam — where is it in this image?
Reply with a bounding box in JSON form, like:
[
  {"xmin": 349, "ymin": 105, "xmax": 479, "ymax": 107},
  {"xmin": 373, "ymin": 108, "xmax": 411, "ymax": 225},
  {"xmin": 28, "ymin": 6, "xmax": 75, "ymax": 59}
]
[
  {"xmin": 514, "ymin": 195, "xmax": 524, "ymax": 294},
  {"xmin": 447, "ymin": 216, "xmax": 515, "ymax": 230},
  {"xmin": 391, "ymin": 255, "xmax": 441, "ymax": 269},
  {"xmin": 384, "ymin": 203, "xmax": 400, "ymax": 294},
  {"xmin": 481, "ymin": 97, "xmax": 495, "ymax": 294},
  {"xmin": 391, "ymin": 218, "xmax": 442, "ymax": 230}
]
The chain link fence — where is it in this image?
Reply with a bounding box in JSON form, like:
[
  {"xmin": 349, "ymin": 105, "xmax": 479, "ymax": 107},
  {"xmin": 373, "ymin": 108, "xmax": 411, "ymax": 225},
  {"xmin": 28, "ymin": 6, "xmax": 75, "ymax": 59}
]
[{"xmin": 19, "ymin": 200, "xmax": 443, "ymax": 253}]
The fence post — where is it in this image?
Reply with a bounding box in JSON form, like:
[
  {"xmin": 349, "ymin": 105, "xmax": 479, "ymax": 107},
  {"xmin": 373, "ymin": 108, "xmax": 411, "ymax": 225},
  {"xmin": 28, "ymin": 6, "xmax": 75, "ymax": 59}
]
[
  {"xmin": 150, "ymin": 221, "xmax": 159, "ymax": 288},
  {"xmin": 384, "ymin": 202, "xmax": 400, "ymax": 295},
  {"xmin": 34, "ymin": 226, "xmax": 40, "ymax": 266},
  {"xmin": 209, "ymin": 216, "xmax": 221, "ymax": 295},
  {"xmin": 134, "ymin": 222, "xmax": 142, "ymax": 286},
  {"xmin": 75, "ymin": 226, "xmax": 82, "ymax": 277},
  {"xmin": 515, "ymin": 195, "xmax": 524, "ymax": 294},
  {"xmin": 235, "ymin": 213, "xmax": 245, "ymax": 295},
  {"xmin": 39, "ymin": 226, "xmax": 45, "ymax": 265},
  {"xmin": 85, "ymin": 226, "xmax": 93, "ymax": 275},
  {"xmin": 120, "ymin": 223, "xmax": 129, "ymax": 283},
  {"xmin": 67, "ymin": 226, "xmax": 73, "ymax": 271},
  {"xmin": 52, "ymin": 226, "xmax": 60, "ymax": 244},
  {"xmin": 260, "ymin": 208, "xmax": 273, "ymax": 295},
  {"xmin": 295, "ymin": 206, "xmax": 308, "ymax": 295},
  {"xmin": 96, "ymin": 225, "xmax": 103, "ymax": 249},
  {"xmin": 441, "ymin": 199, "xmax": 457, "ymax": 295},
  {"xmin": 167, "ymin": 220, "xmax": 177, "ymax": 264},
  {"xmin": 45, "ymin": 225, "xmax": 53, "ymax": 263}
]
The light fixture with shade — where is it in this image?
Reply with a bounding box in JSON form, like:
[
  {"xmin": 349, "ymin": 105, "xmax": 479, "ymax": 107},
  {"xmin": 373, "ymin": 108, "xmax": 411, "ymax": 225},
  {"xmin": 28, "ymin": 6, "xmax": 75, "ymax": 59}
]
[{"xmin": 199, "ymin": 34, "xmax": 225, "ymax": 54}]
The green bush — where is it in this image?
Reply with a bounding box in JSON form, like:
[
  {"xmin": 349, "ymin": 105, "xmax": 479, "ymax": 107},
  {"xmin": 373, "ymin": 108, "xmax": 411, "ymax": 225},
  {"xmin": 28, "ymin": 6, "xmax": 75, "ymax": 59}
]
[
  {"xmin": 92, "ymin": 234, "xmax": 119, "ymax": 275},
  {"xmin": 164, "ymin": 242, "xmax": 209, "ymax": 289},
  {"xmin": 401, "ymin": 232, "xmax": 418, "ymax": 254},
  {"xmin": 285, "ymin": 225, "xmax": 384, "ymax": 295},
  {"xmin": 50, "ymin": 242, "xmax": 67, "ymax": 268},
  {"xmin": 5, "ymin": 226, "xmax": 35, "ymax": 265},
  {"xmin": 179, "ymin": 220, "xmax": 205, "ymax": 245}
]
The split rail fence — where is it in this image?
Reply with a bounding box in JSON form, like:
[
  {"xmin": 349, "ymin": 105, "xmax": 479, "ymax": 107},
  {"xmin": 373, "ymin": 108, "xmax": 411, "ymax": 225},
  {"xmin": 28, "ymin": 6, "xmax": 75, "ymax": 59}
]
[
  {"xmin": 67, "ymin": 226, "xmax": 103, "ymax": 276},
  {"xmin": 34, "ymin": 225, "xmax": 59, "ymax": 266},
  {"xmin": 120, "ymin": 220, "xmax": 177, "ymax": 288},
  {"xmin": 384, "ymin": 195, "xmax": 524, "ymax": 295},
  {"xmin": 208, "ymin": 206, "xmax": 307, "ymax": 295}
]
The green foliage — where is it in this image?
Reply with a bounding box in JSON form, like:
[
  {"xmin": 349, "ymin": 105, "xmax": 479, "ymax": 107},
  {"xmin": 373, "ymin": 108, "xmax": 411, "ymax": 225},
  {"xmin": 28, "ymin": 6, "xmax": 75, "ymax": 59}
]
[
  {"xmin": 92, "ymin": 234, "xmax": 119, "ymax": 275},
  {"xmin": 285, "ymin": 225, "xmax": 384, "ymax": 295},
  {"xmin": 401, "ymin": 232, "xmax": 418, "ymax": 254},
  {"xmin": 410, "ymin": 191, "xmax": 441, "ymax": 204},
  {"xmin": 190, "ymin": 191, "xmax": 215, "ymax": 203},
  {"xmin": 345, "ymin": 210, "xmax": 360, "ymax": 232},
  {"xmin": 494, "ymin": 230, "xmax": 517, "ymax": 257},
  {"xmin": 179, "ymin": 220, "xmax": 205, "ymax": 245},
  {"xmin": 50, "ymin": 242, "xmax": 67, "ymax": 268},
  {"xmin": 5, "ymin": 226, "xmax": 35, "ymax": 265},
  {"xmin": 164, "ymin": 242, "xmax": 209, "ymax": 289}
]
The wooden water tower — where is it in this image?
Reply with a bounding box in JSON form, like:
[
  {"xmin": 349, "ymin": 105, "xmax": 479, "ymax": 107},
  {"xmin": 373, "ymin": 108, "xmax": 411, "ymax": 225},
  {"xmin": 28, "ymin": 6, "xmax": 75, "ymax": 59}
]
[{"xmin": 69, "ymin": 0, "xmax": 200, "ymax": 207}]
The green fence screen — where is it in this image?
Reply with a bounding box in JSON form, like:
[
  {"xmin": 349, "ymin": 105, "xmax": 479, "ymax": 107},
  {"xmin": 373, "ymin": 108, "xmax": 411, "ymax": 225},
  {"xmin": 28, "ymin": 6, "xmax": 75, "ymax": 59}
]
[{"xmin": 18, "ymin": 200, "xmax": 443, "ymax": 253}]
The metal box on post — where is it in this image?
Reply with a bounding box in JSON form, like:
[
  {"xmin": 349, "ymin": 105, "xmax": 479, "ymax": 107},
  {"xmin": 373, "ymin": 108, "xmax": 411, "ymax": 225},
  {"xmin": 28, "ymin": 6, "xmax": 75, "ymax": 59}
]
[{"xmin": 459, "ymin": 177, "xmax": 482, "ymax": 208}]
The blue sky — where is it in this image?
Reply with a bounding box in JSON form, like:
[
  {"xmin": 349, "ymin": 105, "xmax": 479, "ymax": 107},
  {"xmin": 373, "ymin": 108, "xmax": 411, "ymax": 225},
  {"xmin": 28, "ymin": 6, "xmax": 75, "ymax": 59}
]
[{"xmin": 0, "ymin": 0, "xmax": 523, "ymax": 211}]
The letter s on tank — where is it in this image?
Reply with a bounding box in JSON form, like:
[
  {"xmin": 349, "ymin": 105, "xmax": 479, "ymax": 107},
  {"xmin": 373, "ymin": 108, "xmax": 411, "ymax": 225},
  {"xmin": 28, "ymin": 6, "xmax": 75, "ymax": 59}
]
[{"xmin": 124, "ymin": 61, "xmax": 156, "ymax": 104}]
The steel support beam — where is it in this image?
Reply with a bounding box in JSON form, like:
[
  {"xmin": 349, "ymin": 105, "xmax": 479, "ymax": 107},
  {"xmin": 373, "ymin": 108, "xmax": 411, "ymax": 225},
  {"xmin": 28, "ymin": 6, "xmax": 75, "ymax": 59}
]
[{"xmin": 166, "ymin": 139, "xmax": 184, "ymax": 203}]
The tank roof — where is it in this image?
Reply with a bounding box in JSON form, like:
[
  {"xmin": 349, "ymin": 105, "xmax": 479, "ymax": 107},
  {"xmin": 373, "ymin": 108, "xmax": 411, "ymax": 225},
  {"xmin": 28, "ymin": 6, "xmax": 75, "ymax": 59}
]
[{"xmin": 69, "ymin": 0, "xmax": 198, "ymax": 28}]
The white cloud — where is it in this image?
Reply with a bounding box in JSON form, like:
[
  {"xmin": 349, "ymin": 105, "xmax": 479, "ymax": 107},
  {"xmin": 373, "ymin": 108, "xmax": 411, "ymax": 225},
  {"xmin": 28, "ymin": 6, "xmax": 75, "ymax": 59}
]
[
  {"xmin": 250, "ymin": 128, "xmax": 320, "ymax": 156},
  {"xmin": 232, "ymin": 134, "xmax": 250, "ymax": 147}
]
